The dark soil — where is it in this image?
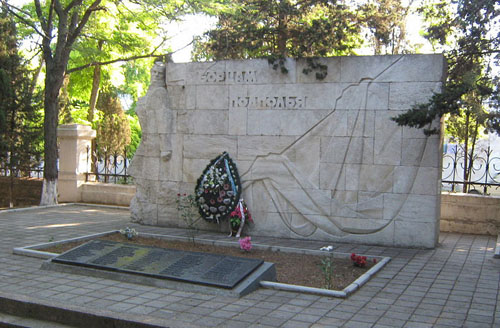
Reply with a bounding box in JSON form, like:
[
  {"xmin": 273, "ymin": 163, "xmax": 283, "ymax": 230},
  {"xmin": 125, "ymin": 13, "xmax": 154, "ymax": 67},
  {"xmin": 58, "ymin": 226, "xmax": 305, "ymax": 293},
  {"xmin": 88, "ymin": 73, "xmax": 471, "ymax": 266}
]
[{"xmin": 42, "ymin": 233, "xmax": 374, "ymax": 290}]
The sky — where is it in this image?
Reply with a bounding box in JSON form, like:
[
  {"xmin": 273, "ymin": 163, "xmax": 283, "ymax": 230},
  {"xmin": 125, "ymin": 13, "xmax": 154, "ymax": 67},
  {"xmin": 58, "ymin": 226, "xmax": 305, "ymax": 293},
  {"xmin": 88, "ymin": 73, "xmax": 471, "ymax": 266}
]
[{"xmin": 167, "ymin": 15, "xmax": 216, "ymax": 63}]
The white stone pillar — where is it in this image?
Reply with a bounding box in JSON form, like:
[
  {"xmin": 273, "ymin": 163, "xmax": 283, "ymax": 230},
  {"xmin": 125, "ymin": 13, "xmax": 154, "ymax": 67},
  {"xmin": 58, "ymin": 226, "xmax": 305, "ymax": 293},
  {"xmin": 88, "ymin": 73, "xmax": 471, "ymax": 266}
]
[{"xmin": 58, "ymin": 124, "xmax": 96, "ymax": 202}]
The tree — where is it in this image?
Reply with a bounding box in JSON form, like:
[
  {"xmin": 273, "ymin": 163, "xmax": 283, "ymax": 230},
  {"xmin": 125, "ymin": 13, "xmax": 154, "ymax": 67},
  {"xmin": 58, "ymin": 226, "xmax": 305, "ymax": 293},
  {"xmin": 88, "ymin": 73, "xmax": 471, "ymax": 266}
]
[
  {"xmin": 1, "ymin": 0, "xmax": 108, "ymax": 205},
  {"xmin": 2, "ymin": 0, "xmax": 188, "ymax": 205},
  {"xmin": 91, "ymin": 89, "xmax": 131, "ymax": 182},
  {"xmin": 64, "ymin": 4, "xmax": 166, "ymax": 123},
  {"xmin": 95, "ymin": 89, "xmax": 131, "ymax": 156},
  {"xmin": 59, "ymin": 4, "xmax": 165, "ymax": 161},
  {"xmin": 192, "ymin": 0, "xmax": 363, "ymax": 60},
  {"xmin": 0, "ymin": 5, "xmax": 42, "ymax": 207},
  {"xmin": 360, "ymin": 0, "xmax": 416, "ymax": 55},
  {"xmin": 393, "ymin": 0, "xmax": 500, "ymax": 192}
]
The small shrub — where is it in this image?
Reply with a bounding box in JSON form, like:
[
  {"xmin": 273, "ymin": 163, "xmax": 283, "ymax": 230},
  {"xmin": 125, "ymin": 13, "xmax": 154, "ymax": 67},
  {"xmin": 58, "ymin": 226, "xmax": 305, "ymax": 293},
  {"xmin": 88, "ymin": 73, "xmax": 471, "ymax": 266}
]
[{"xmin": 319, "ymin": 254, "xmax": 334, "ymax": 289}]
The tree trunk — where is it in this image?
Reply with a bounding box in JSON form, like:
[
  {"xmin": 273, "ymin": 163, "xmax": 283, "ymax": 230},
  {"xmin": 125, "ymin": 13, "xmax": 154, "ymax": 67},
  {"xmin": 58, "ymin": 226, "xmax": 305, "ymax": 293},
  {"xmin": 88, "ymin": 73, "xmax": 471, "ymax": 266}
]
[
  {"xmin": 35, "ymin": 0, "xmax": 103, "ymax": 205},
  {"xmin": 467, "ymin": 117, "xmax": 480, "ymax": 192},
  {"xmin": 29, "ymin": 57, "xmax": 44, "ymax": 98},
  {"xmin": 277, "ymin": 5, "xmax": 287, "ymax": 56},
  {"xmin": 8, "ymin": 95, "xmax": 16, "ymax": 208},
  {"xmin": 88, "ymin": 40, "xmax": 104, "ymax": 123},
  {"xmin": 8, "ymin": 164, "xmax": 14, "ymax": 208},
  {"xmin": 462, "ymin": 112, "xmax": 470, "ymax": 193},
  {"xmin": 40, "ymin": 63, "xmax": 65, "ymax": 205},
  {"xmin": 88, "ymin": 65, "xmax": 101, "ymax": 122}
]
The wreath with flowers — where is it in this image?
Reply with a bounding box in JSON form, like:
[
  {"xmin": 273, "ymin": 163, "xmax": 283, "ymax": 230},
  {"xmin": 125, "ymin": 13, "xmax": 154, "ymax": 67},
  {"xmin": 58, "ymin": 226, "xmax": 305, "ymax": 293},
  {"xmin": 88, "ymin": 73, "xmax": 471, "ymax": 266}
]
[
  {"xmin": 229, "ymin": 199, "xmax": 253, "ymax": 231},
  {"xmin": 195, "ymin": 152, "xmax": 242, "ymax": 223}
]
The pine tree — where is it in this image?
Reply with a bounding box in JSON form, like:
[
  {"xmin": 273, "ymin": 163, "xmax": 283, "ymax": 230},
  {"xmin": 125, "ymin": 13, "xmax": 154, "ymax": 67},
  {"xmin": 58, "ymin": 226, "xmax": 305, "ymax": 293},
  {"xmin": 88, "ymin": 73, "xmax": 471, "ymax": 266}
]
[
  {"xmin": 0, "ymin": 5, "xmax": 43, "ymax": 207},
  {"xmin": 393, "ymin": 0, "xmax": 499, "ymax": 135},
  {"xmin": 192, "ymin": 0, "xmax": 363, "ymax": 60},
  {"xmin": 361, "ymin": 0, "xmax": 414, "ymax": 55},
  {"xmin": 392, "ymin": 0, "xmax": 499, "ymax": 193}
]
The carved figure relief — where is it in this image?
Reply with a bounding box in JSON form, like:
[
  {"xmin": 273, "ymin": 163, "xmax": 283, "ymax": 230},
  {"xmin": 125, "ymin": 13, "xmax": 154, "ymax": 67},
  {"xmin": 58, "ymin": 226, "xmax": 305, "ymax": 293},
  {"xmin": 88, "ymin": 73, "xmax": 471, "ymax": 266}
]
[{"xmin": 239, "ymin": 57, "xmax": 436, "ymax": 238}]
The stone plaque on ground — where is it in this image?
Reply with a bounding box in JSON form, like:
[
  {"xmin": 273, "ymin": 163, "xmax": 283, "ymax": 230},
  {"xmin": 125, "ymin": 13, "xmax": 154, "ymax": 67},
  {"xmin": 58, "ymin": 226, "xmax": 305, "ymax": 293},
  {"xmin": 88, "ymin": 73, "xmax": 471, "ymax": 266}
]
[{"xmin": 52, "ymin": 240, "xmax": 263, "ymax": 288}]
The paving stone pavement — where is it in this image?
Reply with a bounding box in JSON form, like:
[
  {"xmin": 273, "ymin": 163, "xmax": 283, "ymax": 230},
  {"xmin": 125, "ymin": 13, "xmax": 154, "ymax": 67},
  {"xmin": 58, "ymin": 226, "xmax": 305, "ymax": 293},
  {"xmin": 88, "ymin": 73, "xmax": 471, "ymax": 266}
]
[{"xmin": 0, "ymin": 204, "xmax": 498, "ymax": 327}]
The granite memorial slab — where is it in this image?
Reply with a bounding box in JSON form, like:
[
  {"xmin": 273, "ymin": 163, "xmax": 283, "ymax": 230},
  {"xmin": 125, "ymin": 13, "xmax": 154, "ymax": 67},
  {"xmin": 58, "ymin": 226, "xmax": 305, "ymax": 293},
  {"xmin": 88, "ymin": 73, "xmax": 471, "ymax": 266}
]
[{"xmin": 52, "ymin": 240, "xmax": 263, "ymax": 288}]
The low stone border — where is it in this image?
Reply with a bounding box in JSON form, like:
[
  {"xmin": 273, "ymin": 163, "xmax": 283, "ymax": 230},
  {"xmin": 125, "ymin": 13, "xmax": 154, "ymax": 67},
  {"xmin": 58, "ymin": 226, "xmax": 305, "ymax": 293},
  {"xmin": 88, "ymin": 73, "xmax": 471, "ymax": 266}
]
[
  {"xmin": 0, "ymin": 203, "xmax": 74, "ymax": 214},
  {"xmin": 12, "ymin": 230, "xmax": 118, "ymax": 259},
  {"xmin": 13, "ymin": 231, "xmax": 391, "ymax": 298},
  {"xmin": 0, "ymin": 203, "xmax": 128, "ymax": 215},
  {"xmin": 495, "ymin": 234, "xmax": 500, "ymax": 258},
  {"xmin": 260, "ymin": 257, "xmax": 391, "ymax": 298}
]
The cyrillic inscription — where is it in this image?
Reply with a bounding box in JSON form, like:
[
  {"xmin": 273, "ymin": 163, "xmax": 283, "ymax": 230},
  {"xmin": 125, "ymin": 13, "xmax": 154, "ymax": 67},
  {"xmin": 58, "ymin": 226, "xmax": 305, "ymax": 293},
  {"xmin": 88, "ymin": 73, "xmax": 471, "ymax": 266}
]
[
  {"xmin": 201, "ymin": 71, "xmax": 257, "ymax": 84},
  {"xmin": 231, "ymin": 96, "xmax": 307, "ymax": 109}
]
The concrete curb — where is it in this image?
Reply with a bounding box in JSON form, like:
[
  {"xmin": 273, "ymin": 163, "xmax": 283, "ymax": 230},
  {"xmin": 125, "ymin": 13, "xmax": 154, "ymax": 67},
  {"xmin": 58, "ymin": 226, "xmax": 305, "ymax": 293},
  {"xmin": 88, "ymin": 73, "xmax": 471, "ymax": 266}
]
[
  {"xmin": 13, "ymin": 230, "xmax": 390, "ymax": 298},
  {"xmin": 13, "ymin": 230, "xmax": 118, "ymax": 259},
  {"xmin": 0, "ymin": 203, "xmax": 129, "ymax": 215},
  {"xmin": 14, "ymin": 231, "xmax": 277, "ymax": 297},
  {"xmin": 260, "ymin": 256, "xmax": 391, "ymax": 297},
  {"xmin": 0, "ymin": 203, "xmax": 73, "ymax": 214}
]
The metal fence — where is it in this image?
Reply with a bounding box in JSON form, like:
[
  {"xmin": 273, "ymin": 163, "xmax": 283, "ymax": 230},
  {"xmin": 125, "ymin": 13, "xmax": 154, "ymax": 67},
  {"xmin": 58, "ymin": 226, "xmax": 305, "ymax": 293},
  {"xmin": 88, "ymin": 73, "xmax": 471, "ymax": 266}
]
[
  {"xmin": 84, "ymin": 145, "xmax": 132, "ymax": 184},
  {"xmin": 0, "ymin": 163, "xmax": 44, "ymax": 179},
  {"xmin": 4, "ymin": 144, "xmax": 500, "ymax": 193},
  {"xmin": 442, "ymin": 145, "xmax": 500, "ymax": 195},
  {"xmin": 0, "ymin": 148, "xmax": 131, "ymax": 184}
]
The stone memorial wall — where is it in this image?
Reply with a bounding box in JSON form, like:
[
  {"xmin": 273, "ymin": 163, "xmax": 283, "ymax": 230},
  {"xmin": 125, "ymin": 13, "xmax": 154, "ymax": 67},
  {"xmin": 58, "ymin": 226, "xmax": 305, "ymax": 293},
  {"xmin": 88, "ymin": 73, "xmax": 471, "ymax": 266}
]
[{"xmin": 130, "ymin": 55, "xmax": 445, "ymax": 248}]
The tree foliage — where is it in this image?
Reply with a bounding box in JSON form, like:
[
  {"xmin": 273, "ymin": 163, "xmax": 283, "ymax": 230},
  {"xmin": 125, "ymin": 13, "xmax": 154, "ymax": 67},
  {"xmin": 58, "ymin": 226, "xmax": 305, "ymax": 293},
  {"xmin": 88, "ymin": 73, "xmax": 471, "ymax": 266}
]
[
  {"xmin": 192, "ymin": 0, "xmax": 363, "ymax": 60},
  {"xmin": 2, "ymin": 0, "xmax": 193, "ymax": 204},
  {"xmin": 65, "ymin": 2, "xmax": 165, "ymax": 119},
  {"xmin": 417, "ymin": 0, "xmax": 455, "ymax": 51},
  {"xmin": 392, "ymin": 0, "xmax": 499, "ymax": 193},
  {"xmin": 58, "ymin": 2, "xmax": 165, "ymax": 158},
  {"xmin": 0, "ymin": 5, "xmax": 43, "ymax": 206},
  {"xmin": 393, "ymin": 0, "xmax": 500, "ymax": 136},
  {"xmin": 95, "ymin": 89, "xmax": 131, "ymax": 156},
  {"xmin": 360, "ymin": 0, "xmax": 415, "ymax": 55}
]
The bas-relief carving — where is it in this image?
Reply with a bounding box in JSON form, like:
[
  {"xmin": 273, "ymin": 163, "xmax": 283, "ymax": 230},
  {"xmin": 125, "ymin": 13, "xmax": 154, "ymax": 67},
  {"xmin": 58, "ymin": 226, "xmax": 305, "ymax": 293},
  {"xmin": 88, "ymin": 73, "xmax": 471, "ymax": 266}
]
[
  {"xmin": 237, "ymin": 56, "xmax": 441, "ymax": 247},
  {"xmin": 131, "ymin": 56, "xmax": 443, "ymax": 247}
]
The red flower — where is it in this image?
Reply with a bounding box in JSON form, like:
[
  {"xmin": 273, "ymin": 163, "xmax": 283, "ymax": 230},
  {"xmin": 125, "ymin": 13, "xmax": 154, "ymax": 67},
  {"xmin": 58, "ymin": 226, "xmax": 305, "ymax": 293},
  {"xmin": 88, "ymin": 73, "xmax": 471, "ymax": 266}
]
[{"xmin": 351, "ymin": 253, "xmax": 368, "ymax": 268}]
